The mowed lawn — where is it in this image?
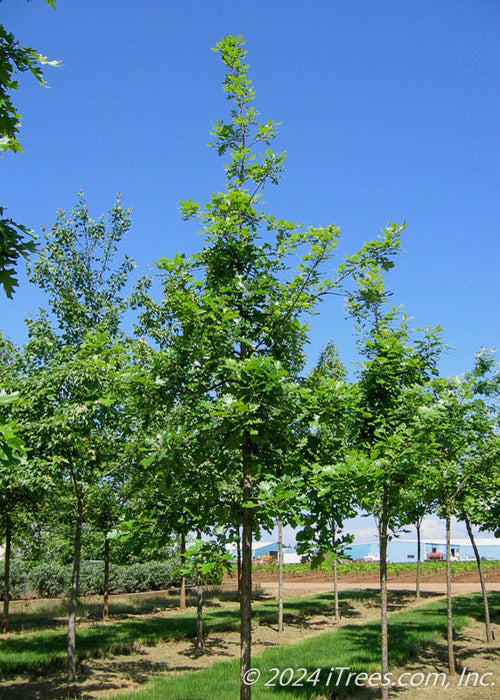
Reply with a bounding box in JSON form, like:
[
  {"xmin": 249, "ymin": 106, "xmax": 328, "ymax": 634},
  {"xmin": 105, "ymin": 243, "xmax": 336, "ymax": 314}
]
[
  {"xmin": 0, "ymin": 588, "xmax": 383, "ymax": 675},
  {"xmin": 0, "ymin": 590, "xmax": 498, "ymax": 699},
  {"xmin": 115, "ymin": 593, "xmax": 499, "ymax": 699}
]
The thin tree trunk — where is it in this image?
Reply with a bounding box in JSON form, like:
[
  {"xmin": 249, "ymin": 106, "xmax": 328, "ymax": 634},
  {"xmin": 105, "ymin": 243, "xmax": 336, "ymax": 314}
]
[
  {"xmin": 196, "ymin": 529, "xmax": 205, "ymax": 652},
  {"xmin": 445, "ymin": 503, "xmax": 456, "ymax": 675},
  {"xmin": 278, "ymin": 518, "xmax": 283, "ymax": 632},
  {"xmin": 67, "ymin": 496, "xmax": 83, "ymax": 683},
  {"xmin": 416, "ymin": 518, "xmax": 421, "ymax": 600},
  {"xmin": 236, "ymin": 525, "xmax": 242, "ymax": 602},
  {"xmin": 379, "ymin": 485, "xmax": 389, "ymax": 700},
  {"xmin": 103, "ymin": 536, "xmax": 110, "ymax": 621},
  {"xmin": 333, "ymin": 557, "xmax": 339, "ymax": 621},
  {"xmin": 463, "ymin": 511, "xmax": 493, "ymax": 642},
  {"xmin": 1, "ymin": 517, "xmax": 12, "ymax": 634},
  {"xmin": 240, "ymin": 437, "xmax": 253, "ymax": 700},
  {"xmin": 179, "ymin": 532, "xmax": 186, "ymax": 610},
  {"xmin": 332, "ymin": 519, "xmax": 340, "ymax": 622}
]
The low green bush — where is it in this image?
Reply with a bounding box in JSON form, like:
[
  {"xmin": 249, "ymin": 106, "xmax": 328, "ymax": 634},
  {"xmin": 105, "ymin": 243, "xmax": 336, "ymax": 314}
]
[
  {"xmin": 28, "ymin": 563, "xmax": 70, "ymax": 598},
  {"xmin": 79, "ymin": 561, "xmax": 106, "ymax": 595},
  {"xmin": 140, "ymin": 560, "xmax": 181, "ymax": 590},
  {"xmin": 117, "ymin": 563, "xmax": 150, "ymax": 593},
  {"xmin": 0, "ymin": 559, "xmax": 29, "ymax": 600},
  {"xmin": 77, "ymin": 560, "xmax": 182, "ymax": 595},
  {"xmin": 2, "ymin": 557, "xmax": 181, "ymax": 600}
]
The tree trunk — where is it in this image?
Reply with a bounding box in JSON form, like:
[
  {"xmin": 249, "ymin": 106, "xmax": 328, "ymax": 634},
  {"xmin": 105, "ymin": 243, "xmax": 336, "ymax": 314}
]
[
  {"xmin": 332, "ymin": 519, "xmax": 340, "ymax": 622},
  {"xmin": 1, "ymin": 517, "xmax": 12, "ymax": 634},
  {"xmin": 67, "ymin": 496, "xmax": 83, "ymax": 683},
  {"xmin": 179, "ymin": 532, "xmax": 186, "ymax": 610},
  {"xmin": 445, "ymin": 503, "xmax": 456, "ymax": 675},
  {"xmin": 236, "ymin": 525, "xmax": 242, "ymax": 602},
  {"xmin": 103, "ymin": 536, "xmax": 110, "ymax": 621},
  {"xmin": 240, "ymin": 437, "xmax": 253, "ymax": 700},
  {"xmin": 196, "ymin": 530, "xmax": 205, "ymax": 652},
  {"xmin": 416, "ymin": 518, "xmax": 421, "ymax": 600},
  {"xmin": 463, "ymin": 511, "xmax": 493, "ymax": 642},
  {"xmin": 379, "ymin": 485, "xmax": 389, "ymax": 700},
  {"xmin": 333, "ymin": 557, "xmax": 340, "ymax": 622},
  {"xmin": 278, "ymin": 518, "xmax": 283, "ymax": 632}
]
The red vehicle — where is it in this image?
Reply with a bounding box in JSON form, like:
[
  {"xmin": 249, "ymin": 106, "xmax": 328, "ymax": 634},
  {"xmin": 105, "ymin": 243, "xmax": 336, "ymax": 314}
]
[{"xmin": 427, "ymin": 551, "xmax": 444, "ymax": 560}]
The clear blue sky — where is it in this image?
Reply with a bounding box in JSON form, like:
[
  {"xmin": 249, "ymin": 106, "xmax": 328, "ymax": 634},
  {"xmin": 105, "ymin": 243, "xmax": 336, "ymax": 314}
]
[{"xmin": 1, "ymin": 0, "xmax": 499, "ymax": 379}]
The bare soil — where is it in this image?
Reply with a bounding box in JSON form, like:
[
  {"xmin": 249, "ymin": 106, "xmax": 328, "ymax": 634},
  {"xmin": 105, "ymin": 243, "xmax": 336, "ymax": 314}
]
[{"xmin": 248, "ymin": 566, "xmax": 500, "ymax": 585}]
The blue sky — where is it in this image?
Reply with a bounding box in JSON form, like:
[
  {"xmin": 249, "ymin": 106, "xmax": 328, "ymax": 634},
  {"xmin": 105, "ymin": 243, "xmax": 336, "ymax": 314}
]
[
  {"xmin": 1, "ymin": 0, "xmax": 499, "ymax": 379},
  {"xmin": 1, "ymin": 0, "xmax": 498, "ymax": 543}
]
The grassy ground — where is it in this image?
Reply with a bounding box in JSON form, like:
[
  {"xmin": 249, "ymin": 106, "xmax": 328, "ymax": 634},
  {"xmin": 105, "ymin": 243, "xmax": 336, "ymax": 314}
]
[
  {"xmin": 5, "ymin": 588, "xmax": 234, "ymax": 631},
  {"xmin": 0, "ymin": 588, "xmax": 382, "ymax": 675},
  {"xmin": 114, "ymin": 593, "xmax": 500, "ymax": 700},
  {"xmin": 1, "ymin": 585, "xmax": 498, "ymax": 699}
]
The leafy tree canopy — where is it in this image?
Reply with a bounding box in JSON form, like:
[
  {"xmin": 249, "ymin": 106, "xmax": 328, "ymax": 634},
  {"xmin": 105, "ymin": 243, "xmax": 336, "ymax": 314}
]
[{"xmin": 0, "ymin": 0, "xmax": 59, "ymax": 297}]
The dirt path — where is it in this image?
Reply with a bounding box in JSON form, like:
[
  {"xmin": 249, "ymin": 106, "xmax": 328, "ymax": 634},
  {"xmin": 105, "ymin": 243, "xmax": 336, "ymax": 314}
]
[{"xmin": 258, "ymin": 580, "xmax": 500, "ymax": 597}]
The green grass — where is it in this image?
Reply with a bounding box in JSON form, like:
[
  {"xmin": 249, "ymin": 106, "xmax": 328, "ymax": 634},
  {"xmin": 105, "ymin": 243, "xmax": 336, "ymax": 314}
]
[
  {"xmin": 115, "ymin": 592, "xmax": 500, "ymax": 700},
  {"xmin": 2, "ymin": 588, "xmax": 497, "ymax": 698},
  {"xmin": 0, "ymin": 607, "xmax": 235, "ymax": 675},
  {"xmin": 5, "ymin": 587, "xmax": 244, "ymax": 631},
  {"xmin": 0, "ymin": 588, "xmax": 385, "ymax": 675}
]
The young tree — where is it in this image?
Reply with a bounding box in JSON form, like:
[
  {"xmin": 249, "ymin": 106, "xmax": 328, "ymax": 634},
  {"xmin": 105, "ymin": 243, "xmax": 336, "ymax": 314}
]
[
  {"xmin": 85, "ymin": 481, "xmax": 123, "ymax": 620},
  {"xmin": 457, "ymin": 351, "xmax": 499, "ymax": 643},
  {"xmin": 417, "ymin": 351, "xmax": 499, "ymax": 649},
  {"xmin": 147, "ymin": 414, "xmax": 228, "ymax": 630},
  {"xmin": 349, "ymin": 298, "xmax": 442, "ymax": 698},
  {"xmin": 0, "ymin": 333, "xmax": 48, "ymax": 633},
  {"xmin": 296, "ymin": 342, "xmax": 357, "ymax": 622},
  {"xmin": 136, "ymin": 35, "xmax": 401, "ymax": 699},
  {"xmin": 180, "ymin": 534, "xmax": 233, "ymax": 653},
  {"xmin": 399, "ymin": 496, "xmax": 430, "ymax": 600},
  {"xmin": 415, "ymin": 379, "xmax": 466, "ymax": 673},
  {"xmin": 257, "ymin": 468, "xmax": 302, "ymax": 632},
  {"xmin": 21, "ymin": 194, "xmax": 136, "ymax": 683},
  {"xmin": 0, "ymin": 390, "xmax": 26, "ymax": 633},
  {"xmin": 21, "ymin": 331, "xmax": 134, "ymax": 680}
]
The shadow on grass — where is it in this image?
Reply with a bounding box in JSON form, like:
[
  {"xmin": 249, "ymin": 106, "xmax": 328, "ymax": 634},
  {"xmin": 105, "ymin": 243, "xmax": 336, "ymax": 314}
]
[
  {"xmin": 253, "ymin": 590, "xmax": 439, "ymax": 632},
  {"xmin": 5, "ymin": 586, "xmax": 272, "ymax": 634},
  {"xmin": 6, "ymin": 592, "xmax": 187, "ymax": 633},
  {"xmin": 0, "ymin": 616, "xmax": 205, "ymax": 675},
  {"xmin": 261, "ymin": 593, "xmax": 500, "ymax": 698},
  {"xmin": 2, "ymin": 591, "xmax": 496, "ymax": 699}
]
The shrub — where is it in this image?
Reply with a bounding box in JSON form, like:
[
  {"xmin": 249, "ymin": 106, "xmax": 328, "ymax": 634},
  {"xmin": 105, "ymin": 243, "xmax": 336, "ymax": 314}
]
[
  {"xmin": 141, "ymin": 561, "xmax": 178, "ymax": 590},
  {"xmin": 79, "ymin": 561, "xmax": 105, "ymax": 595},
  {"xmin": 117, "ymin": 563, "xmax": 149, "ymax": 593},
  {"xmin": 2, "ymin": 555, "xmax": 183, "ymax": 599},
  {"xmin": 115, "ymin": 559, "xmax": 180, "ymax": 593},
  {"xmin": 0, "ymin": 558, "xmax": 29, "ymax": 600},
  {"xmin": 29, "ymin": 563, "xmax": 70, "ymax": 598}
]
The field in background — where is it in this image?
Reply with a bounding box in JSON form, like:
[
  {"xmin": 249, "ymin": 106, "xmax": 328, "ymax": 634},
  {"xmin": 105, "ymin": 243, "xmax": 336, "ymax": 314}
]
[{"xmin": 249, "ymin": 559, "xmax": 500, "ymax": 581}]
